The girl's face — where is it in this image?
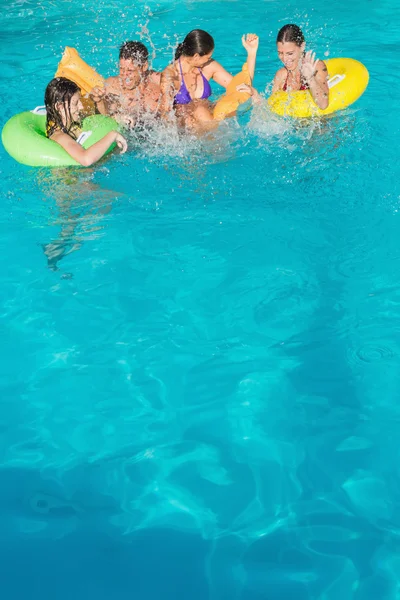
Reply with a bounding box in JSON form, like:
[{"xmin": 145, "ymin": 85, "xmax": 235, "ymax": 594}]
[
  {"xmin": 277, "ymin": 41, "xmax": 304, "ymax": 70},
  {"xmin": 69, "ymin": 92, "xmax": 83, "ymax": 122},
  {"xmin": 57, "ymin": 91, "xmax": 83, "ymax": 125}
]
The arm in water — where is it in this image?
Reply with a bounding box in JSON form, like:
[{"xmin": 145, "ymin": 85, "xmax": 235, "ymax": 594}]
[{"xmin": 51, "ymin": 130, "xmax": 127, "ymax": 166}]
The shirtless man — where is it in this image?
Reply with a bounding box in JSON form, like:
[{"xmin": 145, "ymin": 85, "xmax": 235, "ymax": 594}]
[{"xmin": 91, "ymin": 41, "xmax": 161, "ymax": 124}]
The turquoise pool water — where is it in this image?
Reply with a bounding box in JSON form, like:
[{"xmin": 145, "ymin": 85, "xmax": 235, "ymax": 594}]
[{"xmin": 1, "ymin": 0, "xmax": 400, "ymax": 598}]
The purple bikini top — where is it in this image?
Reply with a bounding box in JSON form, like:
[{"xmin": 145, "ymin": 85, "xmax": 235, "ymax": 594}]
[{"xmin": 174, "ymin": 58, "xmax": 212, "ymax": 105}]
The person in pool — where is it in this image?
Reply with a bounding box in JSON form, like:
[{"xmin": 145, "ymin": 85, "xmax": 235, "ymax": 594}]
[
  {"xmin": 272, "ymin": 24, "xmax": 329, "ymax": 109},
  {"xmin": 45, "ymin": 77, "xmax": 127, "ymax": 166},
  {"xmin": 91, "ymin": 41, "xmax": 161, "ymax": 124},
  {"xmin": 159, "ymin": 29, "xmax": 259, "ymax": 132}
]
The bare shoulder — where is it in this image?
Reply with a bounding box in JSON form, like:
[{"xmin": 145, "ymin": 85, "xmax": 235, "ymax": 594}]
[
  {"xmin": 49, "ymin": 129, "xmax": 79, "ymax": 151},
  {"xmin": 104, "ymin": 76, "xmax": 120, "ymax": 93},
  {"xmin": 274, "ymin": 67, "xmax": 287, "ymax": 81},
  {"xmin": 146, "ymin": 79, "xmax": 161, "ymax": 99},
  {"xmin": 160, "ymin": 63, "xmax": 179, "ymax": 91},
  {"xmin": 162, "ymin": 63, "xmax": 176, "ymax": 77},
  {"xmin": 149, "ymin": 70, "xmax": 161, "ymax": 85},
  {"xmin": 202, "ymin": 59, "xmax": 219, "ymax": 76},
  {"xmin": 271, "ymin": 67, "xmax": 287, "ymax": 92},
  {"xmin": 50, "ymin": 130, "xmax": 66, "ymax": 142}
]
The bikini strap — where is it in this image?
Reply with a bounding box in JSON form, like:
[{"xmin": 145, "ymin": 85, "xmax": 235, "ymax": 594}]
[
  {"xmin": 282, "ymin": 70, "xmax": 289, "ymax": 91},
  {"xmin": 199, "ymin": 67, "xmax": 209, "ymax": 85}
]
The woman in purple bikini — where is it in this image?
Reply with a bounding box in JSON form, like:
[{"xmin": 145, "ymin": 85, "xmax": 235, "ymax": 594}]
[{"xmin": 160, "ymin": 29, "xmax": 259, "ymax": 132}]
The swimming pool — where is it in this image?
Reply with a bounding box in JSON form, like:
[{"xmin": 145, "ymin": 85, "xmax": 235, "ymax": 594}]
[{"xmin": 1, "ymin": 0, "xmax": 400, "ymax": 598}]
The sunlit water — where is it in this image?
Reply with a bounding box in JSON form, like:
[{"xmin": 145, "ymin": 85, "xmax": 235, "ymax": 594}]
[{"xmin": 1, "ymin": 0, "xmax": 400, "ymax": 598}]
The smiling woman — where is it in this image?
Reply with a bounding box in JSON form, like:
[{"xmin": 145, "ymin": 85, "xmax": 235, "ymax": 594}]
[
  {"xmin": 273, "ymin": 23, "xmax": 329, "ymax": 109},
  {"xmin": 159, "ymin": 28, "xmax": 259, "ymax": 132}
]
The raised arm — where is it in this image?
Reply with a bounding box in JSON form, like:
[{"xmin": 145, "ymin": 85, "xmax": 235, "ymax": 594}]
[
  {"xmin": 205, "ymin": 32, "xmax": 259, "ymax": 90},
  {"xmin": 241, "ymin": 33, "xmax": 259, "ymax": 81},
  {"xmin": 301, "ymin": 51, "xmax": 329, "ymax": 109},
  {"xmin": 205, "ymin": 61, "xmax": 233, "ymax": 89}
]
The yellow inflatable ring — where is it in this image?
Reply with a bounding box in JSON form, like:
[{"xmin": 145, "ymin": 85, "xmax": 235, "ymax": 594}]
[
  {"xmin": 55, "ymin": 47, "xmax": 104, "ymax": 95},
  {"xmin": 267, "ymin": 58, "xmax": 369, "ymax": 118},
  {"xmin": 213, "ymin": 63, "xmax": 252, "ymax": 121}
]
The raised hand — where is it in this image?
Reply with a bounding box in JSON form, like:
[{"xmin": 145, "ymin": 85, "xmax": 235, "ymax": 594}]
[
  {"xmin": 90, "ymin": 86, "xmax": 106, "ymax": 104},
  {"xmin": 115, "ymin": 132, "xmax": 128, "ymax": 154},
  {"xmin": 301, "ymin": 50, "xmax": 319, "ymax": 83},
  {"xmin": 242, "ymin": 33, "xmax": 259, "ymax": 55},
  {"xmin": 236, "ymin": 83, "xmax": 253, "ymax": 95},
  {"xmin": 236, "ymin": 83, "xmax": 262, "ymax": 103}
]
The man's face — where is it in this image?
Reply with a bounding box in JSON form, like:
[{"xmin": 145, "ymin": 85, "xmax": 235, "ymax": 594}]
[{"xmin": 119, "ymin": 58, "xmax": 147, "ymax": 90}]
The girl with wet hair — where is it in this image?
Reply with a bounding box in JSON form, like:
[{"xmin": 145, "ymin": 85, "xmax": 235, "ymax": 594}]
[
  {"xmin": 44, "ymin": 77, "xmax": 127, "ymax": 166},
  {"xmin": 272, "ymin": 24, "xmax": 329, "ymax": 109},
  {"xmin": 160, "ymin": 29, "xmax": 259, "ymax": 132}
]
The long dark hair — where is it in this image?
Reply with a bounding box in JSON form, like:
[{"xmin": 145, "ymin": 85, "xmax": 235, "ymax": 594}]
[
  {"xmin": 276, "ymin": 24, "xmax": 305, "ymax": 47},
  {"xmin": 45, "ymin": 77, "xmax": 80, "ymax": 139},
  {"xmin": 175, "ymin": 29, "xmax": 215, "ymax": 60}
]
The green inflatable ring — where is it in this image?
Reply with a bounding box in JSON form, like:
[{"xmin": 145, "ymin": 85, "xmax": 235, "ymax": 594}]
[{"xmin": 1, "ymin": 110, "xmax": 119, "ymax": 167}]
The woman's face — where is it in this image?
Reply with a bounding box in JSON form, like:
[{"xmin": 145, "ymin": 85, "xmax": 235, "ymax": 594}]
[
  {"xmin": 277, "ymin": 41, "xmax": 304, "ymax": 70},
  {"xmin": 189, "ymin": 51, "xmax": 213, "ymax": 68}
]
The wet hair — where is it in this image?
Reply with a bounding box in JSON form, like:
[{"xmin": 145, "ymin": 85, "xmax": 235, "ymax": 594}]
[
  {"xmin": 175, "ymin": 29, "xmax": 215, "ymax": 60},
  {"xmin": 119, "ymin": 41, "xmax": 149, "ymax": 64},
  {"xmin": 276, "ymin": 24, "xmax": 305, "ymax": 47},
  {"xmin": 44, "ymin": 77, "xmax": 80, "ymax": 139}
]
